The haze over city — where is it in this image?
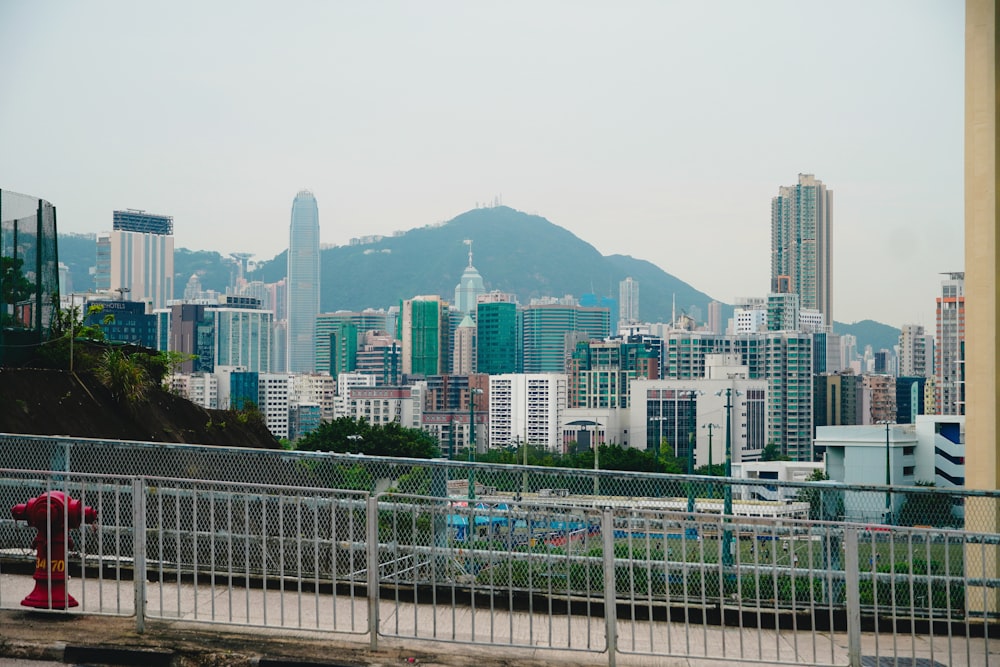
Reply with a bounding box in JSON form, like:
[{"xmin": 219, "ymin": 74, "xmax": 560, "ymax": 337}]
[{"xmin": 0, "ymin": 1, "xmax": 963, "ymax": 328}]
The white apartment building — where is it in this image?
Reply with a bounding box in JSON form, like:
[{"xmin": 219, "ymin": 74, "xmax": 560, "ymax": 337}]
[
  {"xmin": 733, "ymin": 298, "xmax": 766, "ymax": 334},
  {"xmin": 898, "ymin": 324, "xmax": 929, "ymax": 378},
  {"xmin": 347, "ymin": 384, "xmax": 423, "ymax": 428},
  {"xmin": 488, "ymin": 373, "xmax": 568, "ymax": 451},
  {"xmin": 169, "ymin": 372, "xmax": 219, "ymax": 410},
  {"xmin": 335, "ymin": 373, "xmax": 376, "ymax": 418},
  {"xmin": 259, "ymin": 374, "xmax": 292, "ymax": 440}
]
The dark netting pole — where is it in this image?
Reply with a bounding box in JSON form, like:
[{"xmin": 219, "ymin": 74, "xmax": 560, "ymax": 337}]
[{"xmin": 35, "ymin": 199, "xmax": 44, "ymax": 336}]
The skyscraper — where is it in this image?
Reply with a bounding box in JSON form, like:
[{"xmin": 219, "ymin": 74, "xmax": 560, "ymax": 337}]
[
  {"xmin": 936, "ymin": 272, "xmax": 965, "ymax": 415},
  {"xmin": 771, "ymin": 174, "xmax": 833, "ymax": 326},
  {"xmin": 454, "ymin": 240, "xmax": 486, "ymax": 314},
  {"xmin": 287, "ymin": 191, "xmax": 320, "ymax": 373},
  {"xmin": 618, "ymin": 277, "xmax": 639, "ymax": 328},
  {"xmin": 97, "ymin": 209, "xmax": 175, "ymax": 310},
  {"xmin": 400, "ymin": 295, "xmax": 450, "ymax": 376},
  {"xmin": 477, "ymin": 295, "xmax": 519, "ymax": 375}
]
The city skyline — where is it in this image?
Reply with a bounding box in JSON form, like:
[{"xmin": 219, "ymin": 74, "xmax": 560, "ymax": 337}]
[{"xmin": 0, "ymin": 2, "xmax": 963, "ymax": 329}]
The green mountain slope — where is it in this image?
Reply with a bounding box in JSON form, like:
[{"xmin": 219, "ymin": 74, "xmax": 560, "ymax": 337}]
[
  {"xmin": 56, "ymin": 206, "xmax": 899, "ymax": 354},
  {"xmin": 252, "ymin": 206, "xmax": 718, "ymax": 322}
]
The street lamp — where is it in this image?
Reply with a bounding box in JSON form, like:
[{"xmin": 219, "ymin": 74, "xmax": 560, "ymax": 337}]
[
  {"xmin": 701, "ymin": 423, "xmax": 720, "ymax": 475},
  {"xmin": 683, "ymin": 390, "xmax": 703, "ymax": 514},
  {"xmin": 468, "ymin": 387, "xmax": 483, "ymax": 500},
  {"xmin": 877, "ymin": 420, "xmax": 895, "ymax": 524},
  {"xmin": 716, "ymin": 387, "xmax": 742, "ymax": 568}
]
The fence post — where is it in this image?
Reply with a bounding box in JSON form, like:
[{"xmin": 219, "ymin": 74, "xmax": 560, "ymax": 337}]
[
  {"xmin": 601, "ymin": 507, "xmax": 617, "ymax": 667},
  {"xmin": 133, "ymin": 478, "xmax": 146, "ymax": 633},
  {"xmin": 844, "ymin": 526, "xmax": 861, "ymax": 667},
  {"xmin": 367, "ymin": 495, "xmax": 379, "ymax": 651}
]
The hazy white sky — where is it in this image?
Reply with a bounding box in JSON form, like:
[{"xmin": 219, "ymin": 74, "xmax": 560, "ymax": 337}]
[{"xmin": 0, "ymin": 1, "xmax": 963, "ymax": 328}]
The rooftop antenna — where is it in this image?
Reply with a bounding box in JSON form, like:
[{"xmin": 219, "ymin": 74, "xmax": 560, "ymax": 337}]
[{"xmin": 464, "ymin": 239, "xmax": 473, "ymax": 267}]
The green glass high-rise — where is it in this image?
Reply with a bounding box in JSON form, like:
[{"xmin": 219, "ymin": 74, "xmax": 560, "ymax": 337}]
[{"xmin": 477, "ymin": 301, "xmax": 519, "ymax": 374}]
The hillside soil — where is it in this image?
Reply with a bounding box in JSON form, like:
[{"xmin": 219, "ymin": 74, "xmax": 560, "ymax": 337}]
[{"xmin": 0, "ymin": 368, "xmax": 279, "ymax": 448}]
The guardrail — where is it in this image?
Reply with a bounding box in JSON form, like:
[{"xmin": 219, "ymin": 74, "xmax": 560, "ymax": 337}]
[{"xmin": 1, "ymin": 468, "xmax": 997, "ymax": 667}]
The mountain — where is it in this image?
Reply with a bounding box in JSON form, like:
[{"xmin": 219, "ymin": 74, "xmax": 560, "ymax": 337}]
[
  {"xmin": 56, "ymin": 206, "xmax": 898, "ymax": 351},
  {"xmin": 833, "ymin": 320, "xmax": 901, "ymax": 358},
  {"xmin": 251, "ymin": 206, "xmax": 719, "ymax": 323}
]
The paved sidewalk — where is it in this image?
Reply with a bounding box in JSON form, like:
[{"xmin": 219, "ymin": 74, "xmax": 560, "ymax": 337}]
[{"xmin": 1, "ymin": 571, "xmax": 995, "ymax": 666}]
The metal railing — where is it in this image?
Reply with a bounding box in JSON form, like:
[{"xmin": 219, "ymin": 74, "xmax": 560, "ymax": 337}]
[
  {"xmin": 1, "ymin": 466, "xmax": 997, "ymax": 667},
  {"xmin": 0, "ymin": 433, "xmax": 992, "ymax": 530}
]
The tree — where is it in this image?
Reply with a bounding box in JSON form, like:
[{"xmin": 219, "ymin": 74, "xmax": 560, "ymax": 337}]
[
  {"xmin": 795, "ymin": 469, "xmax": 844, "ymax": 521},
  {"xmin": 760, "ymin": 441, "xmax": 791, "ymax": 462},
  {"xmin": 0, "ymin": 256, "xmax": 31, "ymax": 326},
  {"xmin": 297, "ymin": 417, "xmax": 440, "ymax": 459}
]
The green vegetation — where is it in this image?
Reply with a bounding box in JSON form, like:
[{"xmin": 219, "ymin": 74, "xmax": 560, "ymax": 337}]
[
  {"xmin": 297, "ymin": 416, "xmax": 441, "ymax": 459},
  {"xmin": 95, "ymin": 348, "xmax": 153, "ymax": 403},
  {"xmin": 0, "ymin": 256, "xmax": 32, "ymax": 326}
]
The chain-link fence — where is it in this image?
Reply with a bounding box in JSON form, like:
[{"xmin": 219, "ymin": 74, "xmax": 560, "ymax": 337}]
[
  {"xmin": 1, "ymin": 467, "xmax": 997, "ymax": 667},
  {"xmin": 0, "ymin": 433, "xmax": 992, "ymax": 530},
  {"xmin": 0, "ymin": 190, "xmax": 59, "ymax": 366}
]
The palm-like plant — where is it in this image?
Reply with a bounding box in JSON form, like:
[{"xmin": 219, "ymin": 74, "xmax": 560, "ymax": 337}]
[{"xmin": 95, "ymin": 348, "xmax": 152, "ymax": 404}]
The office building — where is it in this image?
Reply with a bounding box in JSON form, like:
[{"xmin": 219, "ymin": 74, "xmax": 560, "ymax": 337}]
[
  {"xmin": 770, "ymin": 174, "xmax": 833, "ymax": 326},
  {"xmin": 83, "ymin": 299, "xmax": 157, "ymax": 348},
  {"xmin": 315, "ymin": 309, "xmax": 392, "ymax": 376},
  {"xmin": 212, "ymin": 296, "xmax": 272, "ymax": 373},
  {"xmin": 400, "ymin": 295, "xmax": 449, "ymax": 376},
  {"xmin": 453, "ymin": 241, "xmax": 486, "ymax": 315},
  {"xmin": 630, "ymin": 359, "xmax": 768, "ymax": 467},
  {"xmin": 287, "ymin": 191, "xmax": 320, "ymax": 373},
  {"xmin": 96, "ymin": 209, "xmax": 175, "ymax": 310},
  {"xmin": 521, "ymin": 303, "xmax": 611, "ymax": 373},
  {"xmin": 935, "ymin": 272, "xmax": 965, "ymax": 415},
  {"xmin": 476, "ymin": 296, "xmax": 519, "ymax": 375}
]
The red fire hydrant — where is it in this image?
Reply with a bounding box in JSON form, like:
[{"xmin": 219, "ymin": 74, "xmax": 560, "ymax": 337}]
[{"xmin": 11, "ymin": 491, "xmax": 97, "ymax": 609}]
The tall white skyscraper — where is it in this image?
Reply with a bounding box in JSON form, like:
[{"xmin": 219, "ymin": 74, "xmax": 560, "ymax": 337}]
[
  {"xmin": 619, "ymin": 276, "xmax": 639, "ymax": 327},
  {"xmin": 287, "ymin": 191, "xmax": 320, "ymax": 373},
  {"xmin": 96, "ymin": 209, "xmax": 175, "ymax": 310},
  {"xmin": 771, "ymin": 174, "xmax": 833, "ymax": 326}
]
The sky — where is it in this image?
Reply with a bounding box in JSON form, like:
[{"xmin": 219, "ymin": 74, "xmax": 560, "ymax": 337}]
[{"xmin": 0, "ymin": 1, "xmax": 964, "ymax": 329}]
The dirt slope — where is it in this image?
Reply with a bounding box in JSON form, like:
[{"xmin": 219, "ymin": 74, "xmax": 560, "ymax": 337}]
[{"xmin": 0, "ymin": 368, "xmax": 279, "ymax": 448}]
